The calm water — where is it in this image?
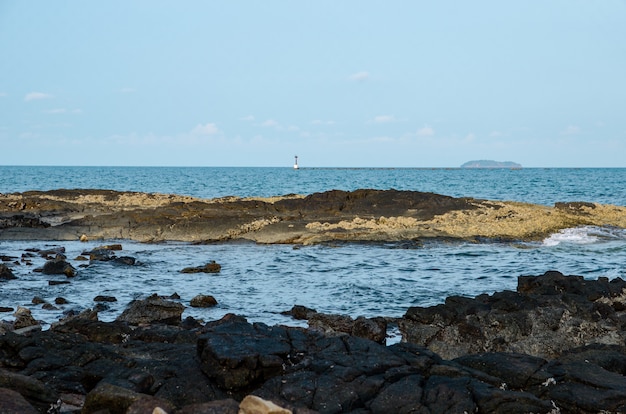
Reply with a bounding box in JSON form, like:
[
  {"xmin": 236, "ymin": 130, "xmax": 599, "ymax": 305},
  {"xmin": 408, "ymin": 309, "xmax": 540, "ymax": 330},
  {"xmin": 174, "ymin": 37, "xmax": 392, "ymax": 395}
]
[{"xmin": 1, "ymin": 166, "xmax": 626, "ymax": 334}]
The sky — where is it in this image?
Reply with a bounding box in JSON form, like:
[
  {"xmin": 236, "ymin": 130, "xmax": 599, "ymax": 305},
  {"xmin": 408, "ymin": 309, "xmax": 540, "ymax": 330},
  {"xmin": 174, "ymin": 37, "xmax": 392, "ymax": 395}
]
[{"xmin": 1, "ymin": 1, "xmax": 625, "ymax": 168}]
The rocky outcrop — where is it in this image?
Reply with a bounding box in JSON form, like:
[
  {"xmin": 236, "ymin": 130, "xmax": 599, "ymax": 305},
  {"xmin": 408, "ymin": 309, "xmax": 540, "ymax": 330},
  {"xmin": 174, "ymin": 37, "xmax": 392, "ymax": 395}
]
[
  {"xmin": 1, "ymin": 273, "xmax": 626, "ymax": 413},
  {"xmin": 1, "ymin": 189, "xmax": 625, "ymax": 244},
  {"xmin": 399, "ymin": 270, "xmax": 626, "ymax": 359}
]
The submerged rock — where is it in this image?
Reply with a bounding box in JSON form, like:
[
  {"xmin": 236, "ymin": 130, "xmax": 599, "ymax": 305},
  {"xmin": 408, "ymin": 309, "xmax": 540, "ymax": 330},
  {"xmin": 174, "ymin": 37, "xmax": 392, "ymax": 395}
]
[{"xmin": 181, "ymin": 261, "xmax": 222, "ymax": 273}]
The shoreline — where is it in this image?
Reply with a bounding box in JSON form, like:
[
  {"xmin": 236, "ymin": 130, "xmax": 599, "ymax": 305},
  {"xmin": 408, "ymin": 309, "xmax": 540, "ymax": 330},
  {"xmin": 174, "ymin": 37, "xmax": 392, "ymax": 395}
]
[{"xmin": 2, "ymin": 188, "xmax": 626, "ymax": 244}]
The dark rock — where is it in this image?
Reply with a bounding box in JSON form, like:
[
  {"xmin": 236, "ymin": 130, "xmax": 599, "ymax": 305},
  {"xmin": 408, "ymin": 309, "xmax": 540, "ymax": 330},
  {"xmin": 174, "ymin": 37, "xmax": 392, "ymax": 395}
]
[
  {"xmin": 308, "ymin": 313, "xmax": 387, "ymax": 344},
  {"xmin": 197, "ymin": 316, "xmax": 291, "ymax": 391},
  {"xmin": 42, "ymin": 254, "xmax": 76, "ymax": 277},
  {"xmin": 400, "ymin": 271, "xmax": 626, "ymax": 359},
  {"xmin": 82, "ymin": 382, "xmax": 145, "ymax": 414},
  {"xmin": 0, "ymin": 263, "xmax": 16, "ymax": 280},
  {"xmin": 116, "ymin": 293, "xmax": 184, "ymax": 325},
  {"xmin": 181, "ymin": 261, "xmax": 222, "ymax": 273},
  {"xmin": 0, "ymin": 370, "xmax": 59, "ymax": 412},
  {"xmin": 88, "ymin": 248, "xmax": 114, "ymax": 261},
  {"xmin": 0, "ymin": 306, "xmax": 13, "ymax": 312},
  {"xmin": 13, "ymin": 307, "xmax": 39, "ymax": 330},
  {"xmin": 0, "ymin": 387, "xmax": 39, "ymax": 414},
  {"xmin": 283, "ymin": 304, "xmax": 318, "ymax": 320},
  {"xmin": 37, "ymin": 246, "xmax": 65, "ymax": 257},
  {"xmin": 176, "ymin": 398, "xmax": 240, "ymax": 414},
  {"xmin": 48, "ymin": 280, "xmax": 71, "ymax": 285},
  {"xmin": 190, "ymin": 294, "xmax": 218, "ymax": 307},
  {"xmin": 94, "ymin": 295, "xmax": 117, "ymax": 302},
  {"xmin": 31, "ymin": 296, "xmax": 46, "ymax": 304},
  {"xmin": 113, "ymin": 256, "xmax": 136, "ymax": 265},
  {"xmin": 55, "ymin": 297, "xmax": 69, "ymax": 305}
]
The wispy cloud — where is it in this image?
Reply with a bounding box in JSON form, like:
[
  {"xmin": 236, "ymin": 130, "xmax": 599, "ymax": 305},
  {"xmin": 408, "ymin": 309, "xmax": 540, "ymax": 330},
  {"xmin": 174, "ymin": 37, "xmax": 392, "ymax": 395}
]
[
  {"xmin": 370, "ymin": 115, "xmax": 396, "ymax": 124},
  {"xmin": 561, "ymin": 125, "xmax": 581, "ymax": 135},
  {"xmin": 348, "ymin": 71, "xmax": 370, "ymax": 82},
  {"xmin": 44, "ymin": 108, "xmax": 82, "ymax": 114},
  {"xmin": 311, "ymin": 119, "xmax": 335, "ymax": 125},
  {"xmin": 0, "ymin": 92, "xmax": 7, "ymax": 97},
  {"xmin": 24, "ymin": 92, "xmax": 53, "ymax": 102},
  {"xmin": 191, "ymin": 123, "xmax": 219, "ymax": 135},
  {"xmin": 416, "ymin": 126, "xmax": 435, "ymax": 137},
  {"xmin": 240, "ymin": 115, "xmax": 255, "ymax": 122},
  {"xmin": 261, "ymin": 119, "xmax": 279, "ymax": 127}
]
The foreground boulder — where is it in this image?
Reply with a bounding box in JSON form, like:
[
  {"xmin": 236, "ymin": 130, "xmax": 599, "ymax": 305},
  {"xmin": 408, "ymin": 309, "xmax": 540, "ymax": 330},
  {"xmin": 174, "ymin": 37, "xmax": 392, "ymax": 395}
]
[{"xmin": 400, "ymin": 270, "xmax": 626, "ymax": 359}]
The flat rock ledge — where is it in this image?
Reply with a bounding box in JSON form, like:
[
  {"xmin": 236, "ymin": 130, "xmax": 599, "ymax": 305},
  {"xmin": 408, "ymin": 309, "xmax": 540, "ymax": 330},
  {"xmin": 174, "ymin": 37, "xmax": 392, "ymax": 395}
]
[
  {"xmin": 1, "ymin": 189, "xmax": 626, "ymax": 243},
  {"xmin": 1, "ymin": 272, "xmax": 626, "ymax": 413}
]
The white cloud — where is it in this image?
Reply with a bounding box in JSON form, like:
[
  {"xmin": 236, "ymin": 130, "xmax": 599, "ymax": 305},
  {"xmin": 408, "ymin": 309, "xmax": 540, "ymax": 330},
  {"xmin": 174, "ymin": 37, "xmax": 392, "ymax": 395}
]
[
  {"xmin": 311, "ymin": 119, "xmax": 335, "ymax": 125},
  {"xmin": 191, "ymin": 123, "xmax": 219, "ymax": 135},
  {"xmin": 348, "ymin": 71, "xmax": 370, "ymax": 81},
  {"xmin": 0, "ymin": 92, "xmax": 7, "ymax": 97},
  {"xmin": 240, "ymin": 115, "xmax": 255, "ymax": 121},
  {"xmin": 465, "ymin": 133, "xmax": 476, "ymax": 142},
  {"xmin": 561, "ymin": 125, "xmax": 581, "ymax": 135},
  {"xmin": 24, "ymin": 92, "xmax": 53, "ymax": 102},
  {"xmin": 44, "ymin": 108, "xmax": 82, "ymax": 115},
  {"xmin": 371, "ymin": 115, "xmax": 396, "ymax": 124},
  {"xmin": 416, "ymin": 126, "xmax": 435, "ymax": 137},
  {"xmin": 261, "ymin": 119, "xmax": 279, "ymax": 127}
]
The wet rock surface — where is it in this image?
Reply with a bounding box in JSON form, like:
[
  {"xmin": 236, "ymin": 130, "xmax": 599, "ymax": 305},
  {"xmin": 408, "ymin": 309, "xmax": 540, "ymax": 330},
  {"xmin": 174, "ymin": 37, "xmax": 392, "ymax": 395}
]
[
  {"xmin": 0, "ymin": 273, "xmax": 625, "ymax": 413},
  {"xmin": 2, "ymin": 188, "xmax": 625, "ymax": 243}
]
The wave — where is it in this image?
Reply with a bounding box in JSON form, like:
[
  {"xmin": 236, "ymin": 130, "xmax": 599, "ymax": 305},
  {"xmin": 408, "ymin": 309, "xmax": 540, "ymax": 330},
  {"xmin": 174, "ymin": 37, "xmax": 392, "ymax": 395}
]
[{"xmin": 543, "ymin": 225, "xmax": 626, "ymax": 246}]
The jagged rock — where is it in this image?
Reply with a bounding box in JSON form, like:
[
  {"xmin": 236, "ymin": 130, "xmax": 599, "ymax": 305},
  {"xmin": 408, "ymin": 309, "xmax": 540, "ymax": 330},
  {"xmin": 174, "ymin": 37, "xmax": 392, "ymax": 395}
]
[
  {"xmin": 399, "ymin": 271, "xmax": 626, "ymax": 359},
  {"xmin": 13, "ymin": 306, "xmax": 39, "ymax": 330},
  {"xmin": 308, "ymin": 313, "xmax": 387, "ymax": 344},
  {"xmin": 116, "ymin": 293, "xmax": 184, "ymax": 325}
]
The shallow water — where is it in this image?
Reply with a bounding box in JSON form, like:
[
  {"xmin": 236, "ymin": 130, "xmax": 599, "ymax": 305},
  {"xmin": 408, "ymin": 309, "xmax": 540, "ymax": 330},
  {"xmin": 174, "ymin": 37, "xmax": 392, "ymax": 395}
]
[
  {"xmin": 2, "ymin": 229, "xmax": 625, "ymax": 331},
  {"xmin": 1, "ymin": 166, "xmax": 626, "ymax": 333}
]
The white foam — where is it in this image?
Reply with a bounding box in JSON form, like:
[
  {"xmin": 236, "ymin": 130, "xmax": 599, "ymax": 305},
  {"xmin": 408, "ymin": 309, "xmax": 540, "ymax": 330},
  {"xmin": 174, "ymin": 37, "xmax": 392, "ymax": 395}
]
[
  {"xmin": 543, "ymin": 226, "xmax": 625, "ymax": 246},
  {"xmin": 543, "ymin": 227, "xmax": 600, "ymax": 246}
]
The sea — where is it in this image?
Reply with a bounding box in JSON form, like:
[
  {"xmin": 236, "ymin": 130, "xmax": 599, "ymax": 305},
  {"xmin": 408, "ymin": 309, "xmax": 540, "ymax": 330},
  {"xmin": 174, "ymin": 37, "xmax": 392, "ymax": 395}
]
[{"xmin": 1, "ymin": 166, "xmax": 626, "ymax": 338}]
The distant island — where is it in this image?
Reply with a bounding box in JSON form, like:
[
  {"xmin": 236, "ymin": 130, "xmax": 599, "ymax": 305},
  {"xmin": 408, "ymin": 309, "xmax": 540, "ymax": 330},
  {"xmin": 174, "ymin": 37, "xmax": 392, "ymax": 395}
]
[{"xmin": 461, "ymin": 160, "xmax": 522, "ymax": 169}]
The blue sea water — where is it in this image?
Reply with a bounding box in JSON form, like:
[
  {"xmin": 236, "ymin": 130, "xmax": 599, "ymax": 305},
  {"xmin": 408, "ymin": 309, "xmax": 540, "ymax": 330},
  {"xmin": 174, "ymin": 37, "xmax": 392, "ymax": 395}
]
[{"xmin": 1, "ymin": 166, "xmax": 626, "ymax": 336}]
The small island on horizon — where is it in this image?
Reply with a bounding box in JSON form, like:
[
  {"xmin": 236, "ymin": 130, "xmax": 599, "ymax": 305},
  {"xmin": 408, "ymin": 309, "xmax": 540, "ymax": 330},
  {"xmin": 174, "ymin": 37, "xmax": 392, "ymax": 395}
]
[{"xmin": 461, "ymin": 160, "xmax": 522, "ymax": 169}]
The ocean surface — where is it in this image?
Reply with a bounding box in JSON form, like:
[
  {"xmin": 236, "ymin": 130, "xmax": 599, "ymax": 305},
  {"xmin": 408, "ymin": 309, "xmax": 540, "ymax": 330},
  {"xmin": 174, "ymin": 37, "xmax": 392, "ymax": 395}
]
[{"xmin": 1, "ymin": 166, "xmax": 626, "ymax": 338}]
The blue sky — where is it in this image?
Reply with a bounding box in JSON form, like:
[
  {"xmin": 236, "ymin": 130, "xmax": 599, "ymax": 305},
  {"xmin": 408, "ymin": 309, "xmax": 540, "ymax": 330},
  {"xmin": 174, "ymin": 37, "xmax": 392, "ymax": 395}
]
[{"xmin": 1, "ymin": 1, "xmax": 625, "ymax": 167}]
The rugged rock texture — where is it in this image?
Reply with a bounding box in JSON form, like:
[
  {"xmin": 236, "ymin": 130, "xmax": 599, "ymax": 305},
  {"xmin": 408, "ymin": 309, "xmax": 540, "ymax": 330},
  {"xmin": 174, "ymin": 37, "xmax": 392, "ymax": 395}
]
[
  {"xmin": 400, "ymin": 270, "xmax": 626, "ymax": 359},
  {"xmin": 1, "ymin": 273, "xmax": 626, "ymax": 413},
  {"xmin": 1, "ymin": 189, "xmax": 625, "ymax": 244}
]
